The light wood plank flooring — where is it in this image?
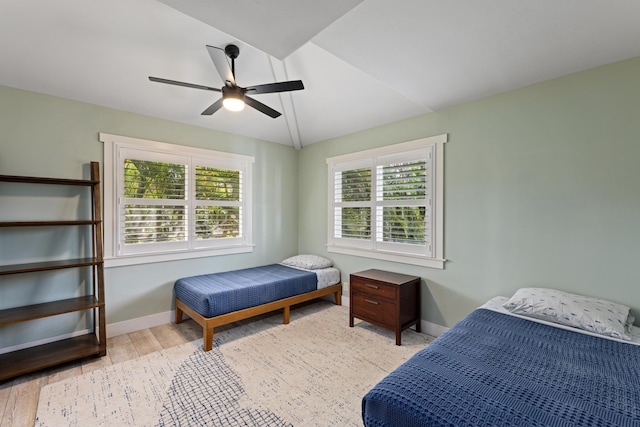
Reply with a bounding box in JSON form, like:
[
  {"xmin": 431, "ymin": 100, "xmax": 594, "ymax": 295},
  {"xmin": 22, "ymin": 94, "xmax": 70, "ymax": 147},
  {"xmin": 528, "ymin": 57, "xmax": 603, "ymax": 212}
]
[{"xmin": 0, "ymin": 318, "xmax": 203, "ymax": 427}]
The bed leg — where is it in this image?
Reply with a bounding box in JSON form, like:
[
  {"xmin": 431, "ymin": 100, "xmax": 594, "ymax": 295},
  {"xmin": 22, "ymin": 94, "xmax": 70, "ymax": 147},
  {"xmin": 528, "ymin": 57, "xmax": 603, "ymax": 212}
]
[
  {"xmin": 204, "ymin": 327, "xmax": 214, "ymax": 352},
  {"xmin": 334, "ymin": 289, "xmax": 342, "ymax": 306},
  {"xmin": 175, "ymin": 302, "xmax": 184, "ymax": 324},
  {"xmin": 283, "ymin": 305, "xmax": 290, "ymax": 324}
]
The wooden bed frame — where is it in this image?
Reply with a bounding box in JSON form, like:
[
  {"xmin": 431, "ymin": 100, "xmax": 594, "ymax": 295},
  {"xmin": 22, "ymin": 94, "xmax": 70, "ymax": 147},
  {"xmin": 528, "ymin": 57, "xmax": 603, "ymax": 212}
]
[{"xmin": 175, "ymin": 283, "xmax": 343, "ymax": 351}]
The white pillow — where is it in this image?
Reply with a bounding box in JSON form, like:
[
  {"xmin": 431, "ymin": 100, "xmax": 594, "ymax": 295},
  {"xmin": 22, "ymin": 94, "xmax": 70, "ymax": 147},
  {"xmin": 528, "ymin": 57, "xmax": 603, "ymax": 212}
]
[
  {"xmin": 281, "ymin": 254, "xmax": 333, "ymax": 270},
  {"xmin": 626, "ymin": 314, "xmax": 636, "ymax": 333},
  {"xmin": 502, "ymin": 287, "xmax": 631, "ymax": 341}
]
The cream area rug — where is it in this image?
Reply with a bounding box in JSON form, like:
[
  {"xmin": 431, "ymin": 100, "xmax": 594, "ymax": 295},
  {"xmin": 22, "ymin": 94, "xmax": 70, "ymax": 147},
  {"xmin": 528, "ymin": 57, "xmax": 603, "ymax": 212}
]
[{"xmin": 35, "ymin": 302, "xmax": 433, "ymax": 426}]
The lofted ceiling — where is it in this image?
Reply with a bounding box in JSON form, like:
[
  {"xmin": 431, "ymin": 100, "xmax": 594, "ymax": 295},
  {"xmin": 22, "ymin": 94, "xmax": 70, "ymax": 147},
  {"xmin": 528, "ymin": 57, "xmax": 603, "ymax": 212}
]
[{"xmin": 1, "ymin": 1, "xmax": 640, "ymax": 149}]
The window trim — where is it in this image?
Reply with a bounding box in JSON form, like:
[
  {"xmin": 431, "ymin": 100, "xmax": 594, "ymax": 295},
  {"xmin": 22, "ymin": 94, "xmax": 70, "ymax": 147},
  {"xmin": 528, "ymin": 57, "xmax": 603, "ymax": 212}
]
[
  {"xmin": 100, "ymin": 133, "xmax": 254, "ymax": 268},
  {"xmin": 326, "ymin": 134, "xmax": 447, "ymax": 269}
]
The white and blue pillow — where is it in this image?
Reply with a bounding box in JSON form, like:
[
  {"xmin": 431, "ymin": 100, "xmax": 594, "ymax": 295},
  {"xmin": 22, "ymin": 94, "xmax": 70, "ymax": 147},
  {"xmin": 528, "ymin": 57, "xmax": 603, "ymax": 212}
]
[
  {"xmin": 281, "ymin": 254, "xmax": 334, "ymax": 270},
  {"xmin": 503, "ymin": 287, "xmax": 632, "ymax": 341}
]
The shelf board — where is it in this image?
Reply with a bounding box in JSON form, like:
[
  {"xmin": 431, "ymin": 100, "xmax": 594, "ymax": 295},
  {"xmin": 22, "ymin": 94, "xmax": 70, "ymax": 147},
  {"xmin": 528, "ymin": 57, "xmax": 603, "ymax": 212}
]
[
  {"xmin": 0, "ymin": 296, "xmax": 104, "ymax": 326},
  {"xmin": 0, "ymin": 258, "xmax": 102, "ymax": 275},
  {"xmin": 0, "ymin": 220, "xmax": 100, "ymax": 227},
  {"xmin": 0, "ymin": 175, "xmax": 98, "ymax": 186},
  {"xmin": 0, "ymin": 334, "xmax": 102, "ymax": 382}
]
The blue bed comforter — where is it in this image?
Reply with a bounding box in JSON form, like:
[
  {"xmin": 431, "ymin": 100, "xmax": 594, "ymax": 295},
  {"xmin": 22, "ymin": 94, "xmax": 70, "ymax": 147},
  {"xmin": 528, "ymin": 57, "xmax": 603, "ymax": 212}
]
[
  {"xmin": 363, "ymin": 308, "xmax": 640, "ymax": 427},
  {"xmin": 174, "ymin": 264, "xmax": 317, "ymax": 318}
]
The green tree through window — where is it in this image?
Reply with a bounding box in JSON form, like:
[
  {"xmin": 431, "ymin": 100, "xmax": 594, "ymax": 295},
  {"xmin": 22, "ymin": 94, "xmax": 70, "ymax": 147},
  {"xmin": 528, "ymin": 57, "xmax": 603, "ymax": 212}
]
[
  {"xmin": 194, "ymin": 166, "xmax": 241, "ymax": 239},
  {"xmin": 123, "ymin": 161, "xmax": 243, "ymax": 245},
  {"xmin": 124, "ymin": 159, "xmax": 186, "ymax": 244}
]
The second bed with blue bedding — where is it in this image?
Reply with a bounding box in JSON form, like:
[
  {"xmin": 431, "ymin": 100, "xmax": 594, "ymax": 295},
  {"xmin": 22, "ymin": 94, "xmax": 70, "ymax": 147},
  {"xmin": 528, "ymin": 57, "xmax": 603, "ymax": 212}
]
[
  {"xmin": 362, "ymin": 292, "xmax": 640, "ymax": 427},
  {"xmin": 174, "ymin": 256, "xmax": 342, "ymax": 351},
  {"xmin": 175, "ymin": 263, "xmax": 318, "ymax": 318}
]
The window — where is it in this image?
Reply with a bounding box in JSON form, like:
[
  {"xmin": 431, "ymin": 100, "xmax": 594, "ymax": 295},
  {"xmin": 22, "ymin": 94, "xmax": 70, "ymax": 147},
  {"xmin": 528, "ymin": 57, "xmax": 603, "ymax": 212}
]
[
  {"xmin": 327, "ymin": 134, "xmax": 446, "ymax": 268},
  {"xmin": 100, "ymin": 133, "xmax": 253, "ymax": 267}
]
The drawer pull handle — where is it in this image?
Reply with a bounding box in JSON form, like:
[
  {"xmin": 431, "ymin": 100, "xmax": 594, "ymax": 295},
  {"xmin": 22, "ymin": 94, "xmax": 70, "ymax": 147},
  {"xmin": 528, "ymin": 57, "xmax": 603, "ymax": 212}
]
[
  {"xmin": 365, "ymin": 299, "xmax": 379, "ymax": 305},
  {"xmin": 365, "ymin": 284, "xmax": 379, "ymax": 289}
]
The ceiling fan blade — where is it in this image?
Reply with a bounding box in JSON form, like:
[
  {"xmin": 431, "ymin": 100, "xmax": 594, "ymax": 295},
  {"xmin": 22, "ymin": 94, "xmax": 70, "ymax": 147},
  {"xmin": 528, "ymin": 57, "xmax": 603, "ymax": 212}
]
[
  {"xmin": 244, "ymin": 96, "xmax": 281, "ymax": 118},
  {"xmin": 245, "ymin": 80, "xmax": 304, "ymax": 94},
  {"xmin": 206, "ymin": 45, "xmax": 235, "ymax": 86},
  {"xmin": 149, "ymin": 76, "xmax": 221, "ymax": 92},
  {"xmin": 201, "ymin": 98, "xmax": 224, "ymax": 115}
]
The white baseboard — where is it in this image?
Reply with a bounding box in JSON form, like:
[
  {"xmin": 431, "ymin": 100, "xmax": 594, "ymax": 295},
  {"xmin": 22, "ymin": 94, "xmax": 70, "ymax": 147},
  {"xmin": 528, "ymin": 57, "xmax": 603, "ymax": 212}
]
[
  {"xmin": 1, "ymin": 298, "xmax": 448, "ymax": 355},
  {"xmin": 341, "ymin": 294, "xmax": 448, "ymax": 338},
  {"xmin": 0, "ymin": 312, "xmax": 180, "ymax": 355},
  {"xmin": 108, "ymin": 296, "xmax": 450, "ymax": 339},
  {"xmin": 0, "ymin": 329, "xmax": 91, "ymax": 355},
  {"xmin": 110, "ymin": 294, "xmax": 342, "ymax": 338},
  {"xmin": 421, "ymin": 319, "xmax": 448, "ymax": 337},
  {"xmin": 107, "ymin": 310, "xmax": 178, "ymax": 338},
  {"xmin": 340, "ymin": 295, "xmax": 350, "ymax": 307}
]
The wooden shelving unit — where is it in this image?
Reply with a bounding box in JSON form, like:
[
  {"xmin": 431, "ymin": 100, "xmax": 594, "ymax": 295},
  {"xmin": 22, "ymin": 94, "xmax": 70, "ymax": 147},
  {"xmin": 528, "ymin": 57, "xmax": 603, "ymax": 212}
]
[{"xmin": 0, "ymin": 162, "xmax": 106, "ymax": 381}]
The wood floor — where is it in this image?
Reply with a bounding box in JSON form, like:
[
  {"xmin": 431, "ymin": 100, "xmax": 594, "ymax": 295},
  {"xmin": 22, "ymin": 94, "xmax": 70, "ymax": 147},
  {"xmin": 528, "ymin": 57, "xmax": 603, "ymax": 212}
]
[{"xmin": 0, "ymin": 317, "xmax": 203, "ymax": 427}]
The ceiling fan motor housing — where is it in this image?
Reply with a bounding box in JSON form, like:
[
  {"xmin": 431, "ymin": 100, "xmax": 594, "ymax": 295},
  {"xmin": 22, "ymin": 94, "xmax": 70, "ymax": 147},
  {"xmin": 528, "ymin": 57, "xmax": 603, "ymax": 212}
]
[
  {"xmin": 222, "ymin": 85, "xmax": 245, "ymax": 100},
  {"xmin": 225, "ymin": 44, "xmax": 240, "ymax": 59}
]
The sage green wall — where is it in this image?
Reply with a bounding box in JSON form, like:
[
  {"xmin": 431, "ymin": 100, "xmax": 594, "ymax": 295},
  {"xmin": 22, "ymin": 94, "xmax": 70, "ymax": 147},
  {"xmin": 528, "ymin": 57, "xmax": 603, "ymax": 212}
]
[
  {"xmin": 0, "ymin": 86, "xmax": 299, "ymax": 348},
  {"xmin": 298, "ymin": 56, "xmax": 640, "ymax": 328},
  {"xmin": 2, "ymin": 55, "xmax": 639, "ymax": 349}
]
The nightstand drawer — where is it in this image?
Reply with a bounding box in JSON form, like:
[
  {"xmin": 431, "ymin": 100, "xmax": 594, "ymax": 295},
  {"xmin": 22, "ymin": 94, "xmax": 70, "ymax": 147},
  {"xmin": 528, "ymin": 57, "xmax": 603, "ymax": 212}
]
[
  {"xmin": 350, "ymin": 278, "xmax": 395, "ymax": 300},
  {"xmin": 351, "ymin": 292, "xmax": 395, "ymax": 326}
]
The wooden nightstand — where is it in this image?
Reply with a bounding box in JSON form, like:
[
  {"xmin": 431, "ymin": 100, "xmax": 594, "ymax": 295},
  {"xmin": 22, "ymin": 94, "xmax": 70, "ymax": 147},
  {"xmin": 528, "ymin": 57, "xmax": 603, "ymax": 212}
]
[{"xmin": 349, "ymin": 269, "xmax": 421, "ymax": 345}]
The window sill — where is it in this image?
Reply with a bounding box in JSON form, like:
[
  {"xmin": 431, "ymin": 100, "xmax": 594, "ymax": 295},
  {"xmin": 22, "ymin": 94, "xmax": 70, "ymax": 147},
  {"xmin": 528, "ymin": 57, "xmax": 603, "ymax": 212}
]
[
  {"xmin": 104, "ymin": 245, "xmax": 254, "ymax": 268},
  {"xmin": 327, "ymin": 245, "xmax": 445, "ymax": 269}
]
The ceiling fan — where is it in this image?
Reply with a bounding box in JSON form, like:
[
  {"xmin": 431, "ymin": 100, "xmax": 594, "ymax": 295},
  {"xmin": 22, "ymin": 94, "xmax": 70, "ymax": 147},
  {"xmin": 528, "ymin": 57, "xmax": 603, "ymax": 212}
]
[{"xmin": 149, "ymin": 44, "xmax": 304, "ymax": 118}]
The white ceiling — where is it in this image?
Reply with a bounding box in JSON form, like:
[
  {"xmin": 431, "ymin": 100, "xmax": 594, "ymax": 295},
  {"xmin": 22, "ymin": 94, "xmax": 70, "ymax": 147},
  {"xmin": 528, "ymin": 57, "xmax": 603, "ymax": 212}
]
[{"xmin": 1, "ymin": 0, "xmax": 640, "ymax": 149}]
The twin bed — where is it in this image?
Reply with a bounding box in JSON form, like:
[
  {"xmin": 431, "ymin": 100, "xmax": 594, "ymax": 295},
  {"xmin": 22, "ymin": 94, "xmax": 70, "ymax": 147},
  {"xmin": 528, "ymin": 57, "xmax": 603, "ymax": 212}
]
[
  {"xmin": 174, "ymin": 255, "xmax": 342, "ymax": 351},
  {"xmin": 363, "ymin": 288, "xmax": 640, "ymax": 427}
]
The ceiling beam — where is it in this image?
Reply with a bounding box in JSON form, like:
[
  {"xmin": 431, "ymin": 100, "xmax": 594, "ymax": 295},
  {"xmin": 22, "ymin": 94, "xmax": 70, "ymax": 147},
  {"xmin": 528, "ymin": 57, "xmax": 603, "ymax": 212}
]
[{"xmin": 268, "ymin": 56, "xmax": 303, "ymax": 150}]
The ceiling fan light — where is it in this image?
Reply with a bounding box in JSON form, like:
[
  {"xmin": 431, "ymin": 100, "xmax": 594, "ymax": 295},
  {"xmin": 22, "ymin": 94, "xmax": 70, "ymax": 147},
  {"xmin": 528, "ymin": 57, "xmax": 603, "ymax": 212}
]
[
  {"xmin": 222, "ymin": 86, "xmax": 245, "ymax": 112},
  {"xmin": 223, "ymin": 96, "xmax": 245, "ymax": 112}
]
